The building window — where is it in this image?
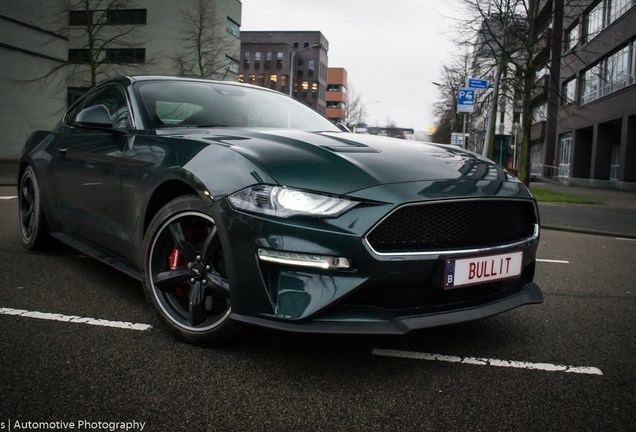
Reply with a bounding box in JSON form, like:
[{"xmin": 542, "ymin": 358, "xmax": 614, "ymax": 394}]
[
  {"xmin": 293, "ymin": 42, "xmax": 299, "ymax": 48},
  {"xmin": 276, "ymin": 52, "xmax": 283, "ymax": 70},
  {"xmin": 532, "ymin": 103, "xmax": 547, "ymax": 123},
  {"xmin": 107, "ymin": 9, "xmax": 146, "ymax": 25},
  {"xmin": 562, "ymin": 78, "xmax": 576, "ymax": 105},
  {"xmin": 226, "ymin": 17, "xmax": 240, "ymax": 37},
  {"xmin": 265, "ymin": 52, "xmax": 272, "ymax": 69},
  {"xmin": 238, "ymin": 74, "xmax": 244, "ymax": 83},
  {"xmin": 259, "ymin": 74, "xmax": 265, "ymax": 86},
  {"xmin": 225, "ymin": 55, "xmax": 239, "ymax": 74},
  {"xmin": 610, "ymin": 144, "xmax": 620, "ymax": 180},
  {"xmin": 584, "ymin": 1, "xmax": 604, "ymax": 43},
  {"xmin": 536, "ymin": 63, "xmax": 550, "ymax": 81},
  {"xmin": 254, "ymin": 52, "xmax": 261, "ymax": 69},
  {"xmin": 312, "ymin": 82, "xmax": 318, "ymax": 99},
  {"xmin": 69, "ymin": 9, "xmax": 147, "ymax": 26},
  {"xmin": 69, "ymin": 10, "xmax": 93, "ymax": 25},
  {"xmin": 601, "ymin": 45, "xmax": 629, "ymax": 96},
  {"xmin": 580, "ymin": 64, "xmax": 601, "ymax": 104},
  {"xmin": 302, "ymin": 81, "xmax": 309, "ymax": 98},
  {"xmin": 243, "ymin": 52, "xmax": 250, "ymax": 69},
  {"xmin": 607, "ymin": 0, "xmax": 633, "ymax": 25},
  {"xmin": 105, "ymin": 48, "xmax": 145, "ymax": 64},
  {"xmin": 303, "ymin": 42, "xmax": 309, "ymax": 48},
  {"xmin": 248, "ymin": 74, "xmax": 255, "ymax": 85},
  {"xmin": 308, "ymin": 60, "xmax": 315, "ymax": 77},
  {"xmin": 269, "ymin": 74, "xmax": 277, "ymax": 89},
  {"xmin": 564, "ymin": 22, "xmax": 579, "ymax": 52},
  {"xmin": 530, "ymin": 145, "xmax": 542, "ymax": 176},
  {"xmin": 558, "ymin": 133, "xmax": 572, "ymax": 178},
  {"xmin": 327, "ymin": 84, "xmax": 346, "ymax": 93},
  {"xmin": 632, "ymin": 42, "xmax": 636, "ymax": 85},
  {"xmin": 297, "ymin": 59, "xmax": 303, "ymax": 77},
  {"xmin": 68, "ymin": 49, "xmax": 91, "ymax": 63},
  {"xmin": 327, "ymin": 101, "xmax": 345, "ymax": 109}
]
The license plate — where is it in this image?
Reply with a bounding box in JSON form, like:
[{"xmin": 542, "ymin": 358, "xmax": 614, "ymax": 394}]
[{"xmin": 444, "ymin": 251, "xmax": 523, "ymax": 289}]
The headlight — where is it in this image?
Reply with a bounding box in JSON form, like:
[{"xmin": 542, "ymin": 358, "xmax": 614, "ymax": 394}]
[{"xmin": 228, "ymin": 185, "xmax": 358, "ymax": 217}]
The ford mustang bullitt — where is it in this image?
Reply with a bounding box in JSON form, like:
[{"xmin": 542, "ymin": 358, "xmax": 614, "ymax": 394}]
[{"xmin": 18, "ymin": 76, "xmax": 542, "ymax": 345}]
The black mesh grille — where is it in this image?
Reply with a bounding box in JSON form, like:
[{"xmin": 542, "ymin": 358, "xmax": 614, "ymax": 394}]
[
  {"xmin": 366, "ymin": 200, "xmax": 537, "ymax": 253},
  {"xmin": 340, "ymin": 278, "xmax": 522, "ymax": 312}
]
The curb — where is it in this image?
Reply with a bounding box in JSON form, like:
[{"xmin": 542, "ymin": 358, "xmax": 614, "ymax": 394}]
[{"xmin": 541, "ymin": 224, "xmax": 636, "ymax": 239}]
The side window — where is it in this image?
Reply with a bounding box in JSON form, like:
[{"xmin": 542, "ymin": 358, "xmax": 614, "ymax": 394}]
[
  {"xmin": 68, "ymin": 85, "xmax": 131, "ymax": 128},
  {"xmin": 85, "ymin": 85, "xmax": 131, "ymax": 128}
]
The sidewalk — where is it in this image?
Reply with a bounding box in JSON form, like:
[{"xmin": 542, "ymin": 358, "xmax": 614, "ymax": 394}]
[{"xmin": 531, "ymin": 180, "xmax": 636, "ymax": 238}]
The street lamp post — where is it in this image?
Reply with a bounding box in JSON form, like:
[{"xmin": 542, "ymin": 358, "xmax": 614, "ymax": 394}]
[{"xmin": 289, "ymin": 43, "xmax": 322, "ymax": 96}]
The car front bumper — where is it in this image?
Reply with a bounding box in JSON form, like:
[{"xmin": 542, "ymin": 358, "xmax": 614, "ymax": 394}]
[{"xmin": 214, "ymin": 182, "xmax": 542, "ymax": 334}]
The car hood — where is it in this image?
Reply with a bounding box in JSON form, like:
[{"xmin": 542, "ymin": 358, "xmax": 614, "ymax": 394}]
[{"xmin": 170, "ymin": 128, "xmax": 512, "ymax": 196}]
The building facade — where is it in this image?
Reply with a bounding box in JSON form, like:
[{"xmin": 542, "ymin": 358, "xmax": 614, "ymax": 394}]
[
  {"xmin": 0, "ymin": 0, "xmax": 242, "ymax": 169},
  {"xmin": 531, "ymin": 0, "xmax": 636, "ymax": 189},
  {"xmin": 238, "ymin": 31, "xmax": 329, "ymax": 115},
  {"xmin": 554, "ymin": 0, "xmax": 636, "ymax": 188},
  {"xmin": 326, "ymin": 67, "xmax": 347, "ymax": 123}
]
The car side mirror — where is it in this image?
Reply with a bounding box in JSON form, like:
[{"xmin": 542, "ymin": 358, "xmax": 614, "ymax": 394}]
[{"xmin": 76, "ymin": 105, "xmax": 112, "ymax": 127}]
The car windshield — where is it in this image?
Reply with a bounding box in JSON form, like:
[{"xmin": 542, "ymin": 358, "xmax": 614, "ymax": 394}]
[{"xmin": 135, "ymin": 80, "xmax": 339, "ymax": 132}]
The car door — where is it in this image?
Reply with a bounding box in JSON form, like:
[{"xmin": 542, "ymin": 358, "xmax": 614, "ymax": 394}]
[{"xmin": 52, "ymin": 84, "xmax": 131, "ymax": 255}]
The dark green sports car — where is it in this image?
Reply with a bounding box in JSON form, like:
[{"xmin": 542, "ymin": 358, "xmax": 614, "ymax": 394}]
[{"xmin": 18, "ymin": 76, "xmax": 542, "ymax": 345}]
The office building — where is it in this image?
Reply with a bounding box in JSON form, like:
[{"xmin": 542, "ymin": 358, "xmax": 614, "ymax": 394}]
[{"xmin": 239, "ymin": 31, "xmax": 329, "ymax": 115}]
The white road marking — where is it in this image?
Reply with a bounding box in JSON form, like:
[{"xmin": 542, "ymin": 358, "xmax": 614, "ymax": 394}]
[
  {"xmin": 0, "ymin": 307, "xmax": 152, "ymax": 331},
  {"xmin": 0, "ymin": 196, "xmax": 17, "ymax": 200},
  {"xmin": 616, "ymin": 238, "xmax": 636, "ymax": 242},
  {"xmin": 372, "ymin": 349, "xmax": 603, "ymax": 376},
  {"xmin": 536, "ymin": 259, "xmax": 570, "ymax": 263}
]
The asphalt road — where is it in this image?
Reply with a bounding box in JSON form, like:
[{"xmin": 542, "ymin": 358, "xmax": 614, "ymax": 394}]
[{"xmin": 1, "ymin": 186, "xmax": 635, "ymax": 432}]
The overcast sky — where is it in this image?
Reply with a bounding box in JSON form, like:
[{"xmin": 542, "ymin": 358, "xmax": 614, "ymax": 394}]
[{"xmin": 240, "ymin": 0, "xmax": 462, "ymax": 131}]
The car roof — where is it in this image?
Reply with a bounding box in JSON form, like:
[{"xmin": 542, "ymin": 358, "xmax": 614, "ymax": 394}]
[{"xmin": 98, "ymin": 75, "xmax": 275, "ymax": 93}]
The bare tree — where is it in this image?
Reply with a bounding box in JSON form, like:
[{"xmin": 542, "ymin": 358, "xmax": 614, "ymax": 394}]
[
  {"xmin": 37, "ymin": 0, "xmax": 150, "ymax": 88},
  {"xmin": 344, "ymin": 80, "xmax": 367, "ymax": 128},
  {"xmin": 449, "ymin": 0, "xmax": 554, "ymax": 186},
  {"xmin": 431, "ymin": 50, "xmax": 473, "ymax": 144},
  {"xmin": 173, "ymin": 0, "xmax": 239, "ymax": 80}
]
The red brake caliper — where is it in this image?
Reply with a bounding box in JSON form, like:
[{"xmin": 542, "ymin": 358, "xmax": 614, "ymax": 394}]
[{"xmin": 169, "ymin": 245, "xmax": 189, "ymax": 297}]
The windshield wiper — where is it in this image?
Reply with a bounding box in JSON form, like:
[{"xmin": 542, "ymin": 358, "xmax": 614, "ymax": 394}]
[{"xmin": 196, "ymin": 124, "xmax": 228, "ymax": 128}]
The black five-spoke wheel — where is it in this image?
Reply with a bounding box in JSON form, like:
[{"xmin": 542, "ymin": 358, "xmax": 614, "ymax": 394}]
[
  {"xmin": 18, "ymin": 166, "xmax": 53, "ymax": 250},
  {"xmin": 142, "ymin": 195, "xmax": 241, "ymax": 345}
]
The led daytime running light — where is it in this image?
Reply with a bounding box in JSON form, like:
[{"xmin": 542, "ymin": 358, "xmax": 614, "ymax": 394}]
[{"xmin": 258, "ymin": 249, "xmax": 351, "ymax": 269}]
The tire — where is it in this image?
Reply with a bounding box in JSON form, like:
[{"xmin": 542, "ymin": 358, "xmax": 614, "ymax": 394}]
[
  {"xmin": 141, "ymin": 195, "xmax": 242, "ymax": 346},
  {"xmin": 18, "ymin": 166, "xmax": 56, "ymax": 250}
]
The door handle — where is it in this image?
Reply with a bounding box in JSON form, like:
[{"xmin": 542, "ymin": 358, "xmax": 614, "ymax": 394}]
[{"xmin": 58, "ymin": 147, "xmax": 67, "ymax": 156}]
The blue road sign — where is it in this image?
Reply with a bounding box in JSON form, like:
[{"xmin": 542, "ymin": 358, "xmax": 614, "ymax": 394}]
[
  {"xmin": 457, "ymin": 88, "xmax": 475, "ymax": 113},
  {"xmin": 468, "ymin": 78, "xmax": 489, "ymax": 89}
]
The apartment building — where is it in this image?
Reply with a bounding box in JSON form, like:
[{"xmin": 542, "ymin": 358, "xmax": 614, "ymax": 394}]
[
  {"xmin": 238, "ymin": 31, "xmax": 329, "ymax": 115},
  {"xmin": 554, "ymin": 0, "xmax": 636, "ymax": 188},
  {"xmin": 326, "ymin": 67, "xmax": 347, "ymax": 123}
]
